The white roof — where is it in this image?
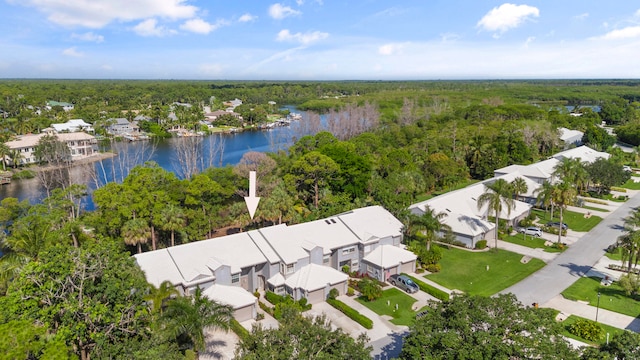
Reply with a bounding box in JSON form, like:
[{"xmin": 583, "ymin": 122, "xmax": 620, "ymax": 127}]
[
  {"xmin": 258, "ymin": 224, "xmax": 311, "ymax": 264},
  {"xmin": 52, "ymin": 119, "xmax": 93, "ymax": 132},
  {"xmin": 493, "ymin": 171, "xmax": 542, "ymax": 198},
  {"xmin": 267, "ymin": 272, "xmax": 285, "ymax": 287},
  {"xmin": 494, "ymin": 158, "xmax": 560, "ymax": 181},
  {"xmin": 6, "ymin": 132, "xmax": 95, "ymax": 149},
  {"xmin": 134, "ymin": 250, "xmax": 185, "ymax": 288},
  {"xmin": 286, "ymin": 217, "xmax": 361, "ymax": 254},
  {"xmin": 247, "ymin": 230, "xmax": 280, "ymax": 264},
  {"xmin": 337, "ymin": 205, "xmax": 404, "ymax": 242},
  {"xmin": 363, "ymin": 245, "xmax": 417, "ymax": 268},
  {"xmin": 553, "ymin": 145, "xmax": 610, "ymax": 164},
  {"xmin": 284, "ymin": 264, "xmax": 348, "ymax": 292},
  {"xmin": 441, "ymin": 211, "xmax": 494, "ymax": 237},
  {"xmin": 203, "ymin": 284, "xmax": 256, "ymax": 309},
  {"xmin": 559, "ymin": 127, "xmax": 584, "ymax": 142}
]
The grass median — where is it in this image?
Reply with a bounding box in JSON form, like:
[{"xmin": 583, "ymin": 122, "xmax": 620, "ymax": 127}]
[
  {"xmin": 356, "ymin": 288, "xmax": 418, "ymax": 326},
  {"xmin": 561, "ymin": 276, "xmax": 640, "ymax": 318}
]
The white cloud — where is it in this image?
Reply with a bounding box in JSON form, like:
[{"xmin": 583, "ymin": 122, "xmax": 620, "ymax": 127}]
[
  {"xmin": 378, "ymin": 43, "xmax": 404, "ymax": 55},
  {"xmin": 523, "ymin": 36, "xmax": 535, "ymax": 48},
  {"xmin": 180, "ymin": 18, "xmax": 228, "ymax": 34},
  {"xmin": 269, "ymin": 3, "xmax": 301, "ymax": 20},
  {"xmin": 133, "ymin": 19, "xmax": 174, "ymax": 37},
  {"xmin": 239, "ymin": 13, "xmax": 257, "ymax": 22},
  {"xmin": 71, "ymin": 32, "xmax": 104, "ymax": 43},
  {"xmin": 595, "ymin": 26, "xmax": 640, "ymax": 40},
  {"xmin": 63, "ymin": 47, "xmax": 83, "ymax": 57},
  {"xmin": 477, "ymin": 3, "xmax": 539, "ymax": 34},
  {"xmin": 15, "ymin": 0, "xmax": 198, "ymax": 28},
  {"xmin": 276, "ymin": 29, "xmax": 328, "ymax": 45},
  {"xmin": 573, "ymin": 13, "xmax": 589, "ymax": 21}
]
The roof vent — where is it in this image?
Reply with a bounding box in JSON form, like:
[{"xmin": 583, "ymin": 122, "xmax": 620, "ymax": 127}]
[
  {"xmin": 330, "ymin": 219, "xmax": 337, "ymax": 224},
  {"xmin": 325, "ymin": 220, "xmax": 331, "ymax": 225}
]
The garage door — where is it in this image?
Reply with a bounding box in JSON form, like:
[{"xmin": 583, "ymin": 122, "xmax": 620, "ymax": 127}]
[
  {"xmin": 307, "ymin": 289, "xmax": 325, "ymax": 304},
  {"xmin": 401, "ymin": 261, "xmax": 414, "ymax": 274},
  {"xmin": 234, "ymin": 304, "xmax": 255, "ymax": 322},
  {"xmin": 329, "ymin": 281, "xmax": 347, "ymax": 296}
]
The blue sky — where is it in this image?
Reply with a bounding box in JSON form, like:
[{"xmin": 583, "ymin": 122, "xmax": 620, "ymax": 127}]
[{"xmin": 1, "ymin": 1, "xmax": 640, "ymax": 80}]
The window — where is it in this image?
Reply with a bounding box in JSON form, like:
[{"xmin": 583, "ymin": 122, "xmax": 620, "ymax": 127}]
[
  {"xmin": 342, "ymin": 246, "xmax": 356, "ymax": 255},
  {"xmin": 286, "ymin": 263, "xmax": 295, "ymax": 274},
  {"xmin": 367, "ymin": 264, "xmax": 373, "ymax": 273},
  {"xmin": 351, "ymin": 260, "xmax": 359, "ymax": 271},
  {"xmin": 231, "ymin": 273, "xmax": 240, "ymax": 283},
  {"xmin": 323, "ymin": 254, "xmax": 330, "ymax": 264}
]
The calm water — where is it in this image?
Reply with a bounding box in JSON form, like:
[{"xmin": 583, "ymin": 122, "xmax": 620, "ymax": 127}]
[{"xmin": 0, "ymin": 106, "xmax": 313, "ymax": 210}]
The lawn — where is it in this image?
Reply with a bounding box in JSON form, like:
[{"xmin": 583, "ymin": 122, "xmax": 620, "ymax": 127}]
[
  {"xmin": 561, "ymin": 276, "xmax": 640, "ymax": 318},
  {"xmin": 425, "ymin": 246, "xmax": 545, "ymax": 296},
  {"xmin": 621, "ymin": 179, "xmax": 640, "ymax": 190},
  {"xmin": 561, "ymin": 315, "xmax": 627, "ymax": 345},
  {"xmin": 581, "ymin": 205, "xmax": 610, "ymax": 212},
  {"xmin": 502, "ymin": 234, "xmax": 564, "ymax": 253},
  {"xmin": 532, "ymin": 209, "xmax": 602, "ymax": 232},
  {"xmin": 605, "ymin": 248, "xmax": 623, "ymax": 262},
  {"xmin": 356, "ymin": 288, "xmax": 417, "ymax": 326}
]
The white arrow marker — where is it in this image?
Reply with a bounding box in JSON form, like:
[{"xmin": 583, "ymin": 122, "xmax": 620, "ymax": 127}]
[{"xmin": 244, "ymin": 170, "xmax": 260, "ymax": 219}]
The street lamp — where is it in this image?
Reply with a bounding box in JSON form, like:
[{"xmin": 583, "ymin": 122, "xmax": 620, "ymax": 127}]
[{"xmin": 595, "ymin": 292, "xmax": 601, "ymax": 322}]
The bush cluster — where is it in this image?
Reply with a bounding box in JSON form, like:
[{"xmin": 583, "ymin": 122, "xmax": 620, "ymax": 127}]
[
  {"xmin": 326, "ymin": 298, "xmax": 373, "ymax": 329},
  {"xmin": 475, "ymin": 240, "xmax": 487, "ymax": 249},
  {"xmin": 230, "ymin": 318, "xmax": 250, "ymax": 341},
  {"xmin": 568, "ymin": 319, "xmax": 603, "ymax": 342}
]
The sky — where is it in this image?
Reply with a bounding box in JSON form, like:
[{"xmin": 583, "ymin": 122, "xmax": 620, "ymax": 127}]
[{"xmin": 1, "ymin": 1, "xmax": 640, "ymax": 80}]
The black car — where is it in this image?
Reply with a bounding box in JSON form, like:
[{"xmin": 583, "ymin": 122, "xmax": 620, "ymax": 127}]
[
  {"xmin": 388, "ymin": 274, "xmax": 419, "ymax": 294},
  {"xmin": 546, "ymin": 221, "xmax": 568, "ymax": 230}
]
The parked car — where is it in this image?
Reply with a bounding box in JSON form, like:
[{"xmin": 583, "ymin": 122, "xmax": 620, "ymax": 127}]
[
  {"xmin": 517, "ymin": 226, "xmax": 543, "ymax": 237},
  {"xmin": 388, "ymin": 274, "xmax": 419, "ymax": 294},
  {"xmin": 546, "ymin": 221, "xmax": 568, "ymax": 230}
]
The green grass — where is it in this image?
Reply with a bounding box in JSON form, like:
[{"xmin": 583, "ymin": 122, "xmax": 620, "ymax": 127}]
[
  {"xmin": 356, "ymin": 288, "xmax": 418, "ymax": 326},
  {"xmin": 425, "ymin": 246, "xmax": 545, "ymax": 296},
  {"xmin": 532, "ymin": 209, "xmax": 602, "ymax": 232},
  {"xmin": 605, "ymin": 248, "xmax": 623, "ymax": 262},
  {"xmin": 561, "ymin": 315, "xmax": 627, "ymax": 345},
  {"xmin": 502, "ymin": 234, "xmax": 564, "ymax": 253},
  {"xmin": 561, "ymin": 276, "xmax": 640, "ymax": 318},
  {"xmin": 621, "ymin": 179, "xmax": 640, "ymax": 190},
  {"xmin": 581, "ymin": 205, "xmax": 610, "ymax": 212}
]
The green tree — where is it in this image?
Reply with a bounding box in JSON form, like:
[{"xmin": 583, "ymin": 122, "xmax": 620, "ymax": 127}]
[
  {"xmin": 159, "ymin": 204, "xmax": 186, "ymax": 247},
  {"xmin": 235, "ymin": 311, "xmax": 371, "ymax": 360},
  {"xmin": 552, "ymin": 181, "xmax": 577, "ymax": 244},
  {"xmin": 477, "ymin": 178, "xmax": 515, "ymax": 249},
  {"xmin": 145, "ymin": 280, "xmax": 179, "ymax": 315},
  {"xmin": 358, "ymin": 277, "xmax": 383, "ymax": 301},
  {"xmin": 511, "ymin": 177, "xmax": 528, "ymax": 201},
  {"xmin": 161, "ymin": 287, "xmax": 234, "ymax": 356},
  {"xmin": 0, "ymin": 319, "xmax": 73, "ymax": 359},
  {"xmin": 0, "ymin": 142, "xmax": 9, "ymax": 170},
  {"xmin": 399, "ymin": 294, "xmax": 578, "ymax": 360},
  {"xmin": 123, "ymin": 217, "xmax": 151, "ymax": 254},
  {"xmin": 586, "ymin": 158, "xmax": 631, "ymax": 194},
  {"xmin": 408, "ymin": 205, "xmax": 449, "ymax": 251},
  {"xmin": 535, "ymin": 181, "xmax": 556, "ymax": 218},
  {"xmin": 289, "ymin": 151, "xmax": 339, "ymax": 209}
]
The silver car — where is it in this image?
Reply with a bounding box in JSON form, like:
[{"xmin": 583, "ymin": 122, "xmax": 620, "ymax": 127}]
[
  {"xmin": 518, "ymin": 226, "xmax": 542, "ymax": 237},
  {"xmin": 388, "ymin": 274, "xmax": 419, "ymax": 293}
]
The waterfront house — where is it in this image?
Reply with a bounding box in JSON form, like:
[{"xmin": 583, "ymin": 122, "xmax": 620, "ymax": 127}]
[
  {"xmin": 4, "ymin": 130, "xmax": 98, "ymax": 165},
  {"xmin": 52, "ymin": 119, "xmax": 94, "ymax": 133},
  {"xmin": 106, "ymin": 118, "xmax": 140, "ymax": 136}
]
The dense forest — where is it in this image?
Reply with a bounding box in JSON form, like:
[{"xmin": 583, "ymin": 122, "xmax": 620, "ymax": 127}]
[{"xmin": 1, "ymin": 80, "xmax": 640, "ymax": 359}]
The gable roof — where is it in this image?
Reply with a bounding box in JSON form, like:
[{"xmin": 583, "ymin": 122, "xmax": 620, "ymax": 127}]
[
  {"xmin": 552, "ymin": 145, "xmax": 610, "ymax": 164},
  {"xmin": 284, "ymin": 263, "xmax": 348, "ymax": 292},
  {"xmin": 336, "ymin": 205, "xmax": 404, "ymax": 242},
  {"xmin": 203, "ymin": 284, "xmax": 256, "ymax": 309},
  {"xmin": 362, "ymin": 245, "xmax": 417, "ymax": 268}
]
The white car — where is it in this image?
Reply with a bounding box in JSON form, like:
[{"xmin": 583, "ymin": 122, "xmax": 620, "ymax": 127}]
[{"xmin": 518, "ymin": 227, "xmax": 543, "ymax": 237}]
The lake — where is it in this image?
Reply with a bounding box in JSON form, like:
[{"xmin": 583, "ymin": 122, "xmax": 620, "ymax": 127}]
[{"xmin": 0, "ymin": 106, "xmax": 314, "ymax": 210}]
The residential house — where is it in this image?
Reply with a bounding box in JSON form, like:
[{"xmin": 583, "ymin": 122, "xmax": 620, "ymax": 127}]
[
  {"xmin": 106, "ymin": 118, "xmax": 140, "ymax": 136},
  {"xmin": 51, "ymin": 119, "xmax": 94, "ymax": 133},
  {"xmin": 46, "ymin": 101, "xmax": 74, "ymax": 111},
  {"xmin": 558, "ymin": 127, "xmax": 584, "ymax": 148},
  {"xmin": 552, "ymin": 145, "xmax": 610, "ymax": 164},
  {"xmin": 4, "ymin": 130, "xmax": 98, "ymax": 165},
  {"xmin": 133, "ymin": 205, "xmax": 415, "ymax": 321}
]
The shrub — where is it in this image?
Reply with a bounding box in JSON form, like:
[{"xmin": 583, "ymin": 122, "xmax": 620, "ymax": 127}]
[
  {"xmin": 230, "ymin": 318, "xmax": 250, "ymax": 341},
  {"xmin": 259, "ymin": 301, "xmax": 274, "ymax": 316},
  {"xmin": 618, "ymin": 273, "xmax": 640, "ymax": 296},
  {"xmin": 346, "ymin": 287, "xmax": 355, "ymax": 296},
  {"xmin": 328, "ymin": 288, "xmax": 339, "ymax": 300},
  {"xmin": 568, "ymin": 319, "xmax": 603, "ymax": 342},
  {"xmin": 583, "ymin": 197, "xmax": 609, "ymax": 205},
  {"xmin": 611, "ymin": 186, "xmax": 627, "ymax": 193},
  {"xmin": 326, "ymin": 298, "xmax": 373, "ymax": 329},
  {"xmin": 12, "ymin": 170, "xmax": 35, "ymax": 179},
  {"xmin": 341, "ymin": 265, "xmax": 350, "ymax": 273},
  {"xmin": 403, "ymin": 274, "xmax": 449, "ymax": 301},
  {"xmin": 425, "ymin": 263, "xmax": 441, "ymax": 273},
  {"xmin": 265, "ymin": 291, "xmax": 287, "ymax": 305},
  {"xmin": 358, "ymin": 277, "xmax": 382, "ymax": 301},
  {"xmin": 253, "ymin": 290, "xmax": 260, "ymax": 298},
  {"xmin": 256, "ymin": 312, "xmax": 265, "ymax": 321},
  {"xmin": 475, "ymin": 240, "xmax": 487, "ymax": 249}
]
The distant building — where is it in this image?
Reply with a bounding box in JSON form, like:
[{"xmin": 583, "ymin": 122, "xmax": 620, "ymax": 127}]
[
  {"xmin": 46, "ymin": 101, "xmax": 74, "ymax": 111},
  {"xmin": 106, "ymin": 118, "xmax": 140, "ymax": 136},
  {"xmin": 51, "ymin": 119, "xmax": 94, "ymax": 133},
  {"xmin": 558, "ymin": 127, "xmax": 584, "ymax": 148},
  {"xmin": 4, "ymin": 130, "xmax": 98, "ymax": 165}
]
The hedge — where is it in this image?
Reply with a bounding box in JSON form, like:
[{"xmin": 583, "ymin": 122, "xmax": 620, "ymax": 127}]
[
  {"xmin": 326, "ymin": 298, "xmax": 373, "ymax": 329},
  {"xmin": 230, "ymin": 318, "xmax": 250, "ymax": 341},
  {"xmin": 265, "ymin": 291, "xmax": 287, "ymax": 305},
  {"xmin": 404, "ymin": 274, "xmax": 450, "ymax": 301}
]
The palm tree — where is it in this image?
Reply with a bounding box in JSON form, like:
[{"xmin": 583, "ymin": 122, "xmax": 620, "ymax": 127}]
[
  {"xmin": 8, "ymin": 149, "xmax": 22, "ymax": 168},
  {"xmin": 477, "ymin": 179, "xmax": 515, "ymax": 250},
  {"xmin": 122, "ymin": 217, "xmax": 150, "ymax": 254},
  {"xmin": 145, "ymin": 280, "xmax": 179, "ymax": 314},
  {"xmin": 162, "ymin": 287, "xmax": 233, "ymax": 355},
  {"xmin": 159, "ymin": 204, "xmax": 186, "ymax": 247},
  {"xmin": 554, "ymin": 157, "xmax": 589, "ymax": 194},
  {"xmin": 0, "ymin": 143, "xmax": 9, "ymax": 171},
  {"xmin": 534, "ymin": 181, "xmax": 556, "ymax": 219},
  {"xmin": 617, "ymin": 231, "xmax": 640, "ymax": 272},
  {"xmin": 511, "ymin": 177, "xmax": 528, "ymax": 201},
  {"xmin": 409, "ymin": 205, "xmax": 450, "ymax": 251},
  {"xmin": 551, "ymin": 182, "xmax": 577, "ymax": 244}
]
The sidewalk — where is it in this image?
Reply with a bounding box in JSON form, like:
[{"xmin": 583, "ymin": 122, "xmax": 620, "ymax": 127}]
[
  {"xmin": 495, "ymin": 240, "xmax": 558, "ymax": 263},
  {"xmin": 544, "ymin": 295, "xmax": 640, "ymax": 333}
]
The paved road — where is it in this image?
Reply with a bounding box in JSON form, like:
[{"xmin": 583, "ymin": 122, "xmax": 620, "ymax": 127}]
[{"xmin": 500, "ymin": 193, "xmax": 640, "ymax": 307}]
